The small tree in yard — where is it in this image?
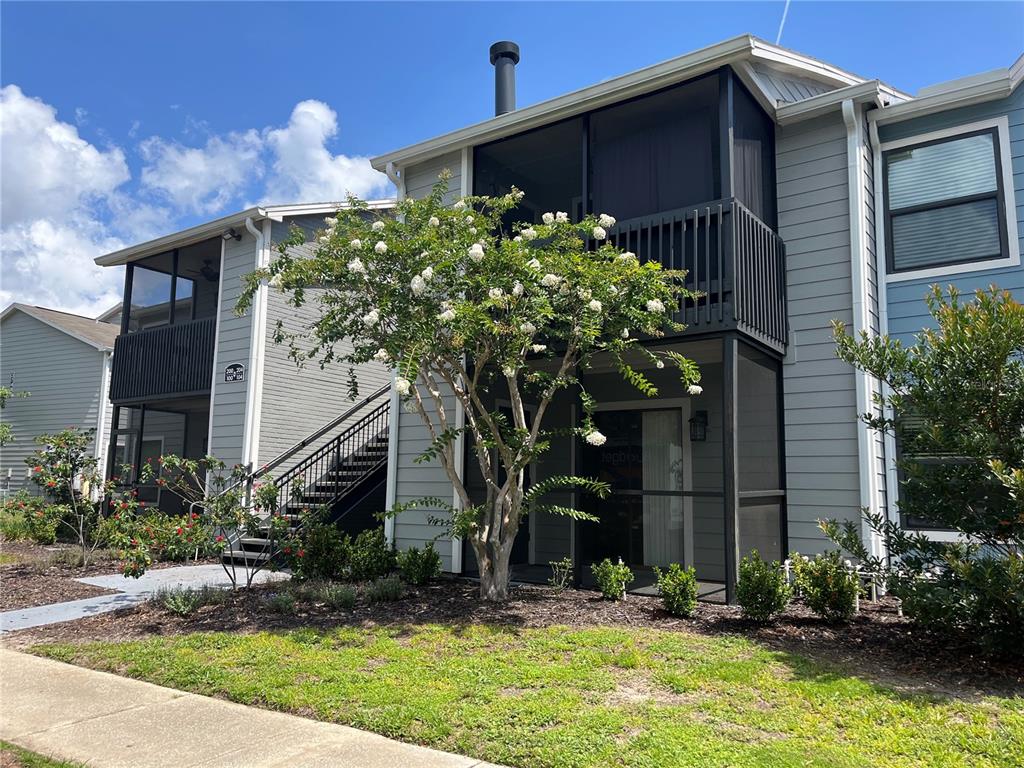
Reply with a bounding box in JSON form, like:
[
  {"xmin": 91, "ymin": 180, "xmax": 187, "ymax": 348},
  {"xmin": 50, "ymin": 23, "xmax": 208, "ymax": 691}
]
[
  {"xmin": 827, "ymin": 285, "xmax": 1024, "ymax": 653},
  {"xmin": 238, "ymin": 174, "xmax": 702, "ymax": 601}
]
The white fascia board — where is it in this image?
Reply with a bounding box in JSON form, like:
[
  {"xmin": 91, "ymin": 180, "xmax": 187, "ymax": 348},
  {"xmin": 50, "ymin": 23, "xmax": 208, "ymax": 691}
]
[
  {"xmin": 776, "ymin": 81, "xmax": 887, "ymax": 125},
  {"xmin": 371, "ymin": 35, "xmax": 872, "ymax": 172},
  {"xmin": 870, "ymin": 56, "xmax": 1023, "ymax": 126},
  {"xmin": 94, "ymin": 201, "xmax": 396, "ymax": 268}
]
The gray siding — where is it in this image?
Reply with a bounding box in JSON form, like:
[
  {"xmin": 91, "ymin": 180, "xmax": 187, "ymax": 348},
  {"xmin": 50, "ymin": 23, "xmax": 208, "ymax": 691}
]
[
  {"xmin": 749, "ymin": 62, "xmax": 835, "ymax": 105},
  {"xmin": 256, "ymin": 216, "xmax": 391, "ymax": 468},
  {"xmin": 208, "ymin": 231, "xmax": 258, "ymax": 471},
  {"xmin": 0, "ymin": 312, "xmax": 106, "ymax": 495},
  {"xmin": 776, "ymin": 113, "xmax": 862, "ymax": 555},
  {"xmin": 388, "ymin": 153, "xmax": 464, "ymax": 568}
]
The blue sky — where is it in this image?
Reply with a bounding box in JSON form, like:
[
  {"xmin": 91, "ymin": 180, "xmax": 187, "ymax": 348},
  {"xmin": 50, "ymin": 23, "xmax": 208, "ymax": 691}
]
[{"xmin": 2, "ymin": 1, "xmax": 1022, "ymax": 315}]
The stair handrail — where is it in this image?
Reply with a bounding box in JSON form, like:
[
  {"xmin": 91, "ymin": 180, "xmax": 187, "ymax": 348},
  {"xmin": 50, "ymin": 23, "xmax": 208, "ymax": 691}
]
[{"xmin": 249, "ymin": 382, "xmax": 392, "ymax": 481}]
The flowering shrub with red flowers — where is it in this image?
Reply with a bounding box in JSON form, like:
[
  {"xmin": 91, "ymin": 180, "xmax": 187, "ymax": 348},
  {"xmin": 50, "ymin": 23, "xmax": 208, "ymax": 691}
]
[{"xmin": 0, "ymin": 490, "xmax": 61, "ymax": 544}]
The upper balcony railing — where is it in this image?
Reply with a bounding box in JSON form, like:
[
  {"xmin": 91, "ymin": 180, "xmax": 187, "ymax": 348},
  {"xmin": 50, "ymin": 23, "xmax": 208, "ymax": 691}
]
[
  {"xmin": 604, "ymin": 198, "xmax": 787, "ymax": 352},
  {"xmin": 110, "ymin": 317, "xmax": 216, "ymax": 403}
]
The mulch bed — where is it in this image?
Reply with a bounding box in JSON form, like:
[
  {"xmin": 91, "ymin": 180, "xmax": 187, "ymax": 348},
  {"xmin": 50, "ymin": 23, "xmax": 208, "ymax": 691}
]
[
  {"xmin": 3, "ymin": 577, "xmax": 1021, "ymax": 699},
  {"xmin": 0, "ymin": 540, "xmax": 214, "ymax": 612}
]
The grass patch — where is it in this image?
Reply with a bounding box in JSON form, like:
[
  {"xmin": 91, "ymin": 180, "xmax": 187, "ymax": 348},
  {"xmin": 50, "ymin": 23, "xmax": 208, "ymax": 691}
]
[
  {"xmin": 0, "ymin": 741, "xmax": 86, "ymax": 768},
  {"xmin": 31, "ymin": 625, "xmax": 1023, "ymax": 768},
  {"xmin": 0, "ymin": 552, "xmax": 20, "ymax": 565}
]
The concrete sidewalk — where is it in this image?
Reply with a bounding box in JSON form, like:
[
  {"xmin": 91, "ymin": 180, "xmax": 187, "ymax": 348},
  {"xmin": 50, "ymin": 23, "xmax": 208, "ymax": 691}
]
[
  {"xmin": 0, "ymin": 649, "xmax": 502, "ymax": 767},
  {"xmin": 0, "ymin": 564, "xmax": 289, "ymax": 633}
]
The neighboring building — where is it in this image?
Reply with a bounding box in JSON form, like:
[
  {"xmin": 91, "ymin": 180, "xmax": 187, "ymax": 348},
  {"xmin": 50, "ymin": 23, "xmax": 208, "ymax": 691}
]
[
  {"xmin": 0, "ymin": 304, "xmax": 119, "ymax": 496},
  {"xmin": 370, "ymin": 35, "xmax": 1023, "ymax": 600},
  {"xmin": 92, "ymin": 202, "xmax": 395, "ymax": 530}
]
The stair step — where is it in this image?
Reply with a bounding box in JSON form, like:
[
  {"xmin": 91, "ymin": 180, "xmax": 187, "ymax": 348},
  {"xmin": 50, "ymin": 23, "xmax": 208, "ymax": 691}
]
[{"xmin": 221, "ymin": 549, "xmax": 271, "ymax": 564}]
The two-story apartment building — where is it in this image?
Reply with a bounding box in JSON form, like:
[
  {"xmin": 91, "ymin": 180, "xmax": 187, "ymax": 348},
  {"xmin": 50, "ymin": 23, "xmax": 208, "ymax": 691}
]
[
  {"xmin": 93, "ymin": 202, "xmax": 395, "ymax": 531},
  {"xmin": 371, "ymin": 35, "xmax": 1023, "ymax": 601}
]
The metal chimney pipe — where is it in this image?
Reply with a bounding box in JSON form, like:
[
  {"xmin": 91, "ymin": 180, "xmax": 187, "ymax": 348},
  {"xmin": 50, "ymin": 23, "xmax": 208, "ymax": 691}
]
[{"xmin": 489, "ymin": 41, "xmax": 520, "ymax": 116}]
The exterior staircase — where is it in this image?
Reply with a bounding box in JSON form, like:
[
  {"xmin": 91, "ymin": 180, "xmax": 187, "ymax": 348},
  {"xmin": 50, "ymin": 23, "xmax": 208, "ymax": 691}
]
[{"xmin": 221, "ymin": 384, "xmax": 391, "ymax": 568}]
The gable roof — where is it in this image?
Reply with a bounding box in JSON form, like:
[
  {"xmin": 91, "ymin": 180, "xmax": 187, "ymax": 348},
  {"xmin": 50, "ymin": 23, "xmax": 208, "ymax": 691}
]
[
  {"xmin": 94, "ymin": 199, "xmax": 395, "ymax": 267},
  {"xmin": 371, "ymin": 34, "xmax": 908, "ymax": 172},
  {"xmin": 1, "ymin": 303, "xmax": 120, "ymax": 351}
]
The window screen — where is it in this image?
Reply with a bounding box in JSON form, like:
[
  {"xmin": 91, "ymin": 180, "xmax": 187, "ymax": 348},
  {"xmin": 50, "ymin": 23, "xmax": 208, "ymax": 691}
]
[{"xmin": 884, "ymin": 129, "xmax": 1006, "ymax": 273}]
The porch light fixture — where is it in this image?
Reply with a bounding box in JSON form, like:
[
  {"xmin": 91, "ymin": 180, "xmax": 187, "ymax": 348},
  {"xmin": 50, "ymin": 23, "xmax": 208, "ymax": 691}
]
[
  {"xmin": 221, "ymin": 228, "xmax": 242, "ymax": 242},
  {"xmin": 689, "ymin": 410, "xmax": 708, "ymax": 442}
]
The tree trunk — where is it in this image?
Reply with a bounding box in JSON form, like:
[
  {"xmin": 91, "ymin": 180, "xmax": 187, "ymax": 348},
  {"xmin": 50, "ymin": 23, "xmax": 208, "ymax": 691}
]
[{"xmin": 473, "ymin": 535, "xmax": 515, "ymax": 601}]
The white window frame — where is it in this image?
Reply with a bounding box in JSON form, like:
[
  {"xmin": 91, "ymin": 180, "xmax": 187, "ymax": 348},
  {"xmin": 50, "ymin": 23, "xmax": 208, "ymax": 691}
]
[{"xmin": 880, "ymin": 116, "xmax": 1020, "ymax": 284}]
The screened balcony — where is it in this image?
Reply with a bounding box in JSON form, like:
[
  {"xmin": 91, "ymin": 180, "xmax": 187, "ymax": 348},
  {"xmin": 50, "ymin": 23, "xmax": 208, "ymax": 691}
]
[
  {"xmin": 109, "ymin": 238, "xmax": 220, "ymax": 404},
  {"xmin": 473, "ymin": 66, "xmax": 785, "ymax": 354}
]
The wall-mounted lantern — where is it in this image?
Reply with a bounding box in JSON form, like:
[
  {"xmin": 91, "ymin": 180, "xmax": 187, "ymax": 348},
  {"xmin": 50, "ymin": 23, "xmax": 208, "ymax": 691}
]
[{"xmin": 689, "ymin": 410, "xmax": 708, "ymax": 442}]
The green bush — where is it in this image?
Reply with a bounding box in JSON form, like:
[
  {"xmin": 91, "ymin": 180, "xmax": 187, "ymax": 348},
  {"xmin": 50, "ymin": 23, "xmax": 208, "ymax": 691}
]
[
  {"xmin": 898, "ymin": 556, "xmax": 1024, "ymax": 656},
  {"xmin": 737, "ymin": 551, "xmax": 791, "ymax": 623},
  {"xmin": 366, "ymin": 574, "xmax": 404, "ymax": 604},
  {"xmin": 591, "ymin": 558, "xmax": 634, "ymax": 600},
  {"xmin": 316, "ymin": 582, "xmax": 358, "ymax": 611},
  {"xmin": 396, "ymin": 543, "xmax": 441, "ymax": 585},
  {"xmin": 548, "ymin": 557, "xmax": 573, "ymax": 592},
  {"xmin": 792, "ymin": 551, "xmax": 860, "ymax": 623},
  {"xmin": 0, "ymin": 492, "xmax": 60, "ymax": 544},
  {"xmin": 285, "ymin": 522, "xmax": 346, "ymax": 581},
  {"xmin": 265, "ymin": 591, "xmax": 297, "ymax": 614},
  {"xmin": 654, "ymin": 563, "xmax": 698, "ymax": 617},
  {"xmin": 346, "ymin": 527, "xmax": 396, "ymax": 581},
  {"xmin": 153, "ymin": 585, "xmax": 227, "ymax": 616}
]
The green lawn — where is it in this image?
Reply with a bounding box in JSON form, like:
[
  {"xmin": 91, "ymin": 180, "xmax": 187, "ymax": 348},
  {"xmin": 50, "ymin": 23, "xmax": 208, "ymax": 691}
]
[
  {"xmin": 34, "ymin": 624, "xmax": 1023, "ymax": 768},
  {"xmin": 0, "ymin": 741, "xmax": 85, "ymax": 768}
]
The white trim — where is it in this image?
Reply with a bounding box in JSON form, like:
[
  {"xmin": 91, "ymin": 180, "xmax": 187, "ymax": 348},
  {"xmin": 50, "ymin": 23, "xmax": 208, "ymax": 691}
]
[
  {"xmin": 843, "ymin": 99, "xmax": 885, "ymax": 559},
  {"xmin": 775, "ymin": 80, "xmax": 889, "ymax": 126},
  {"xmin": 247, "ymin": 219, "xmax": 273, "ymax": 468},
  {"xmin": 371, "ymin": 35, "xmax": 871, "ymax": 171},
  {"xmin": 383, "ymin": 171, "xmax": 406, "ymax": 549},
  {"xmin": 206, "ymin": 239, "xmax": 226, "ymax": 468},
  {"xmin": 450, "ymin": 146, "xmax": 472, "ymax": 573},
  {"xmin": 240, "ymin": 220, "xmax": 269, "ymax": 470},
  {"xmin": 93, "ymin": 351, "xmax": 112, "ymax": 490},
  {"xmin": 94, "ymin": 200, "xmax": 396, "ymax": 267},
  {"xmin": 870, "ymin": 54, "xmax": 1023, "ymax": 126},
  {"xmin": 879, "ymin": 116, "xmax": 1020, "ymax": 283}
]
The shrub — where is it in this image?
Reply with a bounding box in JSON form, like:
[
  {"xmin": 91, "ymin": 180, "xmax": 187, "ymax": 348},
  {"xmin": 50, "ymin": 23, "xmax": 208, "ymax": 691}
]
[
  {"xmin": 737, "ymin": 550, "xmax": 791, "ymax": 623},
  {"xmin": 285, "ymin": 522, "xmax": 346, "ymax": 581},
  {"xmin": 548, "ymin": 557, "xmax": 573, "ymax": 592},
  {"xmin": 0, "ymin": 492, "xmax": 60, "ymax": 544},
  {"xmin": 591, "ymin": 558, "xmax": 633, "ymax": 600},
  {"xmin": 366, "ymin": 574, "xmax": 404, "ymax": 604},
  {"xmin": 289, "ymin": 580, "xmax": 358, "ymax": 611},
  {"xmin": 792, "ymin": 551, "xmax": 860, "ymax": 623},
  {"xmin": 396, "ymin": 543, "xmax": 441, "ymax": 585},
  {"xmin": 654, "ymin": 563, "xmax": 698, "ymax": 617},
  {"xmin": 153, "ymin": 585, "xmax": 227, "ymax": 616},
  {"xmin": 346, "ymin": 527, "xmax": 396, "ymax": 581},
  {"xmin": 265, "ymin": 591, "xmax": 297, "ymax": 614}
]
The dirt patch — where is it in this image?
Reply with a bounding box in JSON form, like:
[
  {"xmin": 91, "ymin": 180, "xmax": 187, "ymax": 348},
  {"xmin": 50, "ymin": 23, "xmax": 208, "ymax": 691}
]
[
  {"xmin": 3, "ymin": 577, "xmax": 1021, "ymax": 699},
  {"xmin": 606, "ymin": 671, "xmax": 694, "ymax": 707}
]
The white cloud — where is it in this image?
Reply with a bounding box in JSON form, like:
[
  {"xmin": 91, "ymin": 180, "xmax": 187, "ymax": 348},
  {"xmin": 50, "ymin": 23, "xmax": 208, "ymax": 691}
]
[
  {"xmin": 0, "ymin": 85, "xmax": 129, "ymax": 226},
  {"xmin": 140, "ymin": 129, "xmax": 263, "ymax": 215},
  {"xmin": 263, "ymin": 99, "xmax": 391, "ymax": 204}
]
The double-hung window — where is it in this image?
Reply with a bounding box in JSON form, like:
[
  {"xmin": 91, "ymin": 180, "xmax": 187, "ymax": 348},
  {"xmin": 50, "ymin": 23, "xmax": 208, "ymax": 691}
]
[{"xmin": 883, "ymin": 126, "xmax": 1011, "ymax": 275}]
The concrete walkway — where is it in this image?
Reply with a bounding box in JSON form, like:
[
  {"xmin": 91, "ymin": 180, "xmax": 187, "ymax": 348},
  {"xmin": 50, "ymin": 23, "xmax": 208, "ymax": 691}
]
[
  {"xmin": 0, "ymin": 649, "xmax": 502, "ymax": 767},
  {"xmin": 0, "ymin": 564, "xmax": 288, "ymax": 633}
]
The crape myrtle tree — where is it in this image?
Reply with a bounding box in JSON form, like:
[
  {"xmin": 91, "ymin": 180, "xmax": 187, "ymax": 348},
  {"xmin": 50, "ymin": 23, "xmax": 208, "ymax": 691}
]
[{"xmin": 238, "ymin": 174, "xmax": 702, "ymax": 601}]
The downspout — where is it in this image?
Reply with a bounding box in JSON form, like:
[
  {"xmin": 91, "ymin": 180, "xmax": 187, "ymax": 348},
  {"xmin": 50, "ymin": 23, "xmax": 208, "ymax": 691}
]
[
  {"xmin": 842, "ymin": 98, "xmax": 882, "ymax": 559},
  {"xmin": 241, "ymin": 216, "xmax": 269, "ymax": 472}
]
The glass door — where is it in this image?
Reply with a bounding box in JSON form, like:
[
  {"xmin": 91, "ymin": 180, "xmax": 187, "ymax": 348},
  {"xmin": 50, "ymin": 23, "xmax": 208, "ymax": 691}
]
[{"xmin": 579, "ymin": 408, "xmax": 687, "ymax": 578}]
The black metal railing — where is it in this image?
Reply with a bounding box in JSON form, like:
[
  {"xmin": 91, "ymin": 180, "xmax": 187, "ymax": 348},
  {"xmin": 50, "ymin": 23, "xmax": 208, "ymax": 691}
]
[
  {"xmin": 110, "ymin": 318, "xmax": 216, "ymax": 402},
  {"xmin": 604, "ymin": 198, "xmax": 786, "ymax": 351}
]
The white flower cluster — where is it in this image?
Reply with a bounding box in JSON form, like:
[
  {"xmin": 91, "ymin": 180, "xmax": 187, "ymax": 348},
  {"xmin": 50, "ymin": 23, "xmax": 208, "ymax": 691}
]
[
  {"xmin": 585, "ymin": 430, "xmax": 607, "ymax": 446},
  {"xmin": 587, "ymin": 299, "xmax": 602, "ymax": 312},
  {"xmin": 395, "ymin": 377, "xmax": 411, "ymax": 396},
  {"xmin": 438, "ymin": 307, "xmax": 456, "ymax": 322},
  {"xmin": 598, "ymin": 213, "xmax": 616, "ymax": 228},
  {"xmin": 687, "ymin": 385, "xmax": 703, "ymax": 396},
  {"xmin": 592, "ymin": 226, "xmax": 607, "ymax": 240},
  {"xmin": 362, "ymin": 309, "xmax": 379, "ymax": 326},
  {"xmin": 454, "ymin": 200, "xmax": 466, "ymax": 211},
  {"xmin": 512, "ymin": 281, "xmax": 524, "ymax": 296},
  {"xmin": 371, "ymin": 220, "xmax": 385, "ymax": 232},
  {"xmin": 373, "ymin": 348, "xmax": 390, "ymax": 362},
  {"xmin": 541, "ymin": 273, "xmax": 561, "ymax": 288},
  {"xmin": 646, "ymin": 298, "xmax": 665, "ymax": 313},
  {"xmin": 347, "ymin": 257, "xmax": 366, "ymax": 274},
  {"xmin": 420, "ymin": 265, "xmax": 433, "ymax": 281},
  {"xmin": 520, "ymin": 228, "xmax": 537, "ymax": 241},
  {"xmin": 374, "ymin": 241, "xmax": 388, "ymax": 254},
  {"xmin": 410, "ymin": 274, "xmax": 426, "ymax": 296},
  {"xmin": 488, "ymin": 287, "xmax": 504, "ymax": 300},
  {"xmin": 618, "ymin": 251, "xmax": 636, "ymax": 261},
  {"xmin": 428, "ymin": 216, "xmax": 440, "ymax": 227},
  {"xmin": 555, "ymin": 211, "xmax": 568, "ymax": 223},
  {"xmin": 468, "ymin": 243, "xmax": 485, "ymax": 262},
  {"xmin": 542, "ymin": 212, "xmax": 554, "ymax": 225},
  {"xmin": 530, "ymin": 344, "xmax": 547, "ymax": 353},
  {"xmin": 350, "ymin": 239, "xmax": 362, "ymax": 248},
  {"xmin": 520, "ymin": 321, "xmax": 536, "ymax": 335},
  {"xmin": 269, "ymin": 273, "xmax": 284, "ymax": 291}
]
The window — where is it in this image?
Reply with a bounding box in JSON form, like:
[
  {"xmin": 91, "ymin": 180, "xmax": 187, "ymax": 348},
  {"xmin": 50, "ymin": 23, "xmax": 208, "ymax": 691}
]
[{"xmin": 884, "ymin": 128, "xmax": 1009, "ymax": 274}]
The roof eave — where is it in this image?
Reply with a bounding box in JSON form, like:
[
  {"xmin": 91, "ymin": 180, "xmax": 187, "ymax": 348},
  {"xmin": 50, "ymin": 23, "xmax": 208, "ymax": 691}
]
[{"xmin": 371, "ymin": 34, "xmax": 870, "ymax": 172}]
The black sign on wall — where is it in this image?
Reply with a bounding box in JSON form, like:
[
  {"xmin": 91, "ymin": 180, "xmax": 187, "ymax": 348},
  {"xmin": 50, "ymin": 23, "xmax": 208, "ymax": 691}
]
[{"xmin": 224, "ymin": 363, "xmax": 245, "ymax": 383}]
